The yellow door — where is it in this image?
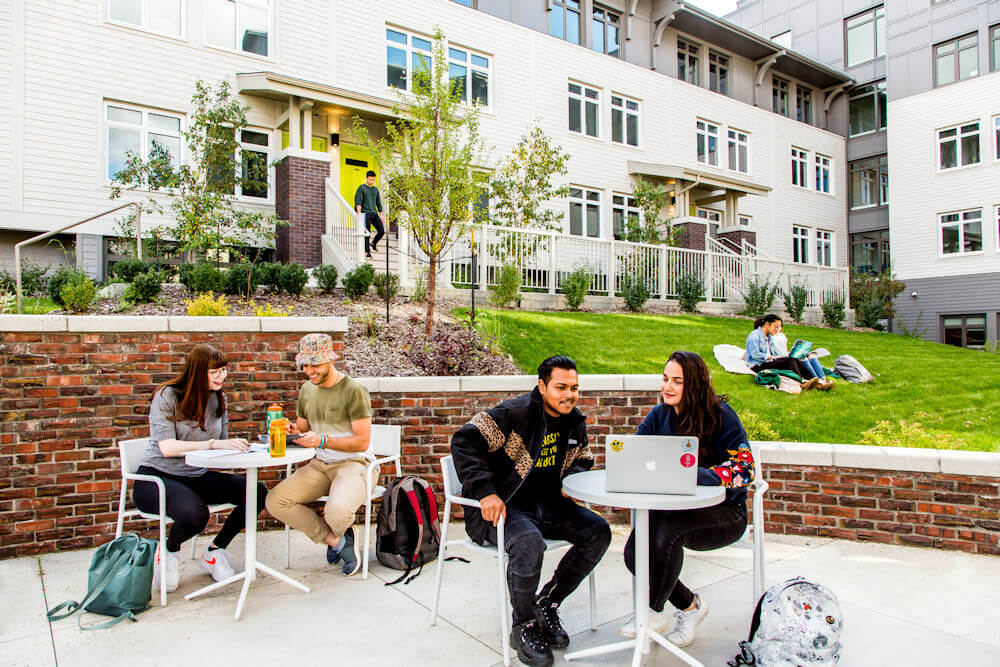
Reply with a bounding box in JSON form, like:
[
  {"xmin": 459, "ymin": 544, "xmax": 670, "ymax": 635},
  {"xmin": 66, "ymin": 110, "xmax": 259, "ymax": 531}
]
[{"xmin": 340, "ymin": 145, "xmax": 395, "ymax": 233}]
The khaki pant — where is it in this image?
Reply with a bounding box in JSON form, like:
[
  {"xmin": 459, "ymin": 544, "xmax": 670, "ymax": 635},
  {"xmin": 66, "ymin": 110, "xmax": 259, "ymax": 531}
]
[{"xmin": 265, "ymin": 458, "xmax": 379, "ymax": 543}]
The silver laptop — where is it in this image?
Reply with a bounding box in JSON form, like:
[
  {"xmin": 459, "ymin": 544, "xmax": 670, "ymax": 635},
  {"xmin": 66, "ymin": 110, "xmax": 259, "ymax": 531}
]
[{"xmin": 605, "ymin": 435, "xmax": 699, "ymax": 494}]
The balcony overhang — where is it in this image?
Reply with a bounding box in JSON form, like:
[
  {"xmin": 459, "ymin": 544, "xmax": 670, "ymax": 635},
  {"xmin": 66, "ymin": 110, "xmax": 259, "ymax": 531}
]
[
  {"xmin": 236, "ymin": 71, "xmax": 400, "ymax": 121},
  {"xmin": 627, "ymin": 162, "xmax": 771, "ymax": 196}
]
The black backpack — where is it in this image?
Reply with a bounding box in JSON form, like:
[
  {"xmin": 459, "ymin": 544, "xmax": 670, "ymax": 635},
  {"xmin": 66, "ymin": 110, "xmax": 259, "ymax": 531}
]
[{"xmin": 376, "ymin": 476, "xmax": 442, "ymax": 585}]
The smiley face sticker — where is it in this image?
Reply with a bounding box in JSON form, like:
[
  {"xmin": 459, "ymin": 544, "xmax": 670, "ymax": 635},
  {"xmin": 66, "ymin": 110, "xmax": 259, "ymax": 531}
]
[{"xmin": 609, "ymin": 439, "xmax": 624, "ymax": 453}]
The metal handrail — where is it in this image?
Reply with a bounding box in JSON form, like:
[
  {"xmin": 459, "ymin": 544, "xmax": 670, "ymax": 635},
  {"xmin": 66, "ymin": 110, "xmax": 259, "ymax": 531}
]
[{"xmin": 15, "ymin": 201, "xmax": 142, "ymax": 311}]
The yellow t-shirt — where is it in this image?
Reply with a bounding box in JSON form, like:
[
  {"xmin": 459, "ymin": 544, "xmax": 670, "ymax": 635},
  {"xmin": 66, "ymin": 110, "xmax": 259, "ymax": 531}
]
[{"xmin": 296, "ymin": 375, "xmax": 372, "ymax": 463}]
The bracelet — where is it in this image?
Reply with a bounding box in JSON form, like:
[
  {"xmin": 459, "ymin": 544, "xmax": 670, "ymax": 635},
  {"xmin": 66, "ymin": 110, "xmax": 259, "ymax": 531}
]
[{"xmin": 318, "ymin": 435, "xmax": 326, "ymax": 450}]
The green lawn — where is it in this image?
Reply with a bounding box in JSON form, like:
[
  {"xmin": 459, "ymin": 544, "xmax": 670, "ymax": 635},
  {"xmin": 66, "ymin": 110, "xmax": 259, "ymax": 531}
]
[
  {"xmin": 19, "ymin": 296, "xmax": 60, "ymax": 314},
  {"xmin": 469, "ymin": 309, "xmax": 1000, "ymax": 451}
]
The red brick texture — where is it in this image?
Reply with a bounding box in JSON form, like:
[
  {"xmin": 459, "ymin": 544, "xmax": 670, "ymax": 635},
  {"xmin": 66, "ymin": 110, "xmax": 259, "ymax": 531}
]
[
  {"xmin": 275, "ymin": 155, "xmax": 328, "ymax": 268},
  {"xmin": 675, "ymin": 220, "xmax": 707, "ymax": 251},
  {"xmin": 715, "ymin": 228, "xmax": 757, "ymax": 253}
]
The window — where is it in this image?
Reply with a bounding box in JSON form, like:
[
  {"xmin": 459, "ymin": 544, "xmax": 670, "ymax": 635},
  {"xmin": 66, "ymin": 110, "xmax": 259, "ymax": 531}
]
[
  {"xmin": 995, "ymin": 116, "xmax": 1000, "ymax": 160},
  {"xmin": 612, "ymin": 194, "xmax": 640, "ymax": 240},
  {"xmin": 846, "ymin": 6, "xmax": 885, "ymax": 67},
  {"xmin": 850, "ymin": 156, "xmax": 887, "ymax": 208},
  {"xmin": 709, "ymin": 52, "xmax": 728, "ymax": 95},
  {"xmin": 772, "ymin": 77, "xmax": 789, "ymax": 117},
  {"xmin": 107, "ymin": 0, "xmax": 182, "ymax": 37},
  {"xmin": 611, "ymin": 95, "xmax": 639, "ymax": 147},
  {"xmin": 448, "ymin": 47, "xmax": 490, "ymax": 107},
  {"xmin": 792, "ymin": 226, "xmax": 810, "ymax": 264},
  {"xmin": 815, "ymin": 230, "xmax": 833, "ymax": 266},
  {"xmin": 772, "ymin": 30, "xmax": 791, "ymax": 48},
  {"xmin": 471, "ymin": 172, "xmax": 491, "ymax": 223},
  {"xmin": 696, "ymin": 120, "xmax": 719, "ymax": 167},
  {"xmin": 452, "ymin": 0, "xmax": 473, "ymax": 6},
  {"xmin": 850, "ymin": 230, "xmax": 890, "ymax": 274},
  {"xmin": 236, "ymin": 129, "xmax": 271, "ymax": 200},
  {"xmin": 592, "ymin": 6, "xmax": 620, "ymax": 58},
  {"xmin": 569, "ymin": 187, "xmax": 601, "ymax": 237},
  {"xmin": 738, "ymin": 215, "xmax": 752, "ymax": 227},
  {"xmin": 727, "ymin": 128, "xmax": 748, "ymax": 173},
  {"xmin": 849, "ymin": 80, "xmax": 887, "ymax": 136},
  {"xmin": 796, "ymin": 85, "xmax": 812, "ymax": 124},
  {"xmin": 696, "ymin": 208, "xmax": 721, "ymax": 223},
  {"xmin": 568, "ymin": 83, "xmax": 599, "ymax": 138},
  {"xmin": 935, "ymin": 34, "xmax": 978, "ymax": 87},
  {"xmin": 992, "ymin": 25, "xmax": 1000, "ymax": 72},
  {"xmin": 105, "ymin": 103, "xmax": 182, "ymax": 183},
  {"xmin": 942, "ymin": 315, "xmax": 986, "ymax": 349},
  {"xmin": 814, "ymin": 154, "xmax": 831, "ymax": 194},
  {"xmin": 205, "ymin": 0, "xmax": 269, "ymax": 57},
  {"xmin": 550, "ymin": 0, "xmax": 581, "ymax": 45},
  {"xmin": 996, "ymin": 205, "xmax": 1000, "ymax": 251},
  {"xmin": 386, "ymin": 29, "xmax": 432, "ymax": 92},
  {"xmin": 791, "ymin": 147, "xmax": 808, "ymax": 188},
  {"xmin": 938, "ymin": 122, "xmax": 980, "ymax": 170},
  {"xmin": 678, "ymin": 39, "xmax": 699, "ymax": 85},
  {"xmin": 940, "ymin": 209, "xmax": 983, "ymax": 255}
]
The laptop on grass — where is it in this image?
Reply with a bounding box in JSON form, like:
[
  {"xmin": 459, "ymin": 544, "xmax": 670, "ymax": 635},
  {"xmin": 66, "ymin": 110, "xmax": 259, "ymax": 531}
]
[{"xmin": 604, "ymin": 435, "xmax": 699, "ymax": 495}]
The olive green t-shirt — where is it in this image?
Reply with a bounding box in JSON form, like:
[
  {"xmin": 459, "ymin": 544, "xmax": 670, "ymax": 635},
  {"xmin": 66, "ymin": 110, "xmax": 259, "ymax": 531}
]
[{"xmin": 296, "ymin": 375, "xmax": 372, "ymax": 463}]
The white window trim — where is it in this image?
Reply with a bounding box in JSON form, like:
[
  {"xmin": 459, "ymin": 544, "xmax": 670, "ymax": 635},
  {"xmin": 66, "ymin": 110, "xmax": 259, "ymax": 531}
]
[
  {"xmin": 386, "ymin": 27, "xmax": 434, "ymax": 94},
  {"xmin": 234, "ymin": 127, "xmax": 275, "ymax": 205},
  {"xmin": 568, "ymin": 81, "xmax": 601, "ymax": 140},
  {"xmin": 848, "ymin": 81, "xmax": 887, "ymax": 138},
  {"xmin": 105, "ymin": 0, "xmax": 186, "ymax": 40},
  {"xmin": 568, "ymin": 186, "xmax": 603, "ymax": 238},
  {"xmin": 936, "ymin": 120, "xmax": 981, "ymax": 173},
  {"xmin": 737, "ymin": 214, "xmax": 752, "ymax": 228},
  {"xmin": 612, "ymin": 192, "xmax": 641, "ymax": 239},
  {"xmin": 845, "ymin": 5, "xmax": 886, "ymax": 68},
  {"xmin": 792, "ymin": 225, "xmax": 810, "ymax": 264},
  {"xmin": 815, "ymin": 229, "xmax": 834, "ymax": 266},
  {"xmin": 727, "ymin": 127, "xmax": 750, "ymax": 174},
  {"xmin": 996, "ymin": 205, "xmax": 1000, "ymax": 252},
  {"xmin": 993, "ymin": 116, "xmax": 1000, "ymax": 162},
  {"xmin": 203, "ymin": 0, "xmax": 273, "ymax": 61},
  {"xmin": 814, "ymin": 153, "xmax": 833, "ymax": 195},
  {"xmin": 791, "ymin": 147, "xmax": 809, "ymax": 189},
  {"xmin": 696, "ymin": 119, "xmax": 720, "ymax": 168},
  {"xmin": 103, "ymin": 100, "xmax": 185, "ymax": 188},
  {"xmin": 446, "ymin": 42, "xmax": 493, "ymax": 112},
  {"xmin": 610, "ymin": 93, "xmax": 640, "ymax": 148},
  {"xmin": 938, "ymin": 208, "xmax": 985, "ymax": 258},
  {"xmin": 696, "ymin": 207, "xmax": 722, "ymax": 222},
  {"xmin": 708, "ymin": 50, "xmax": 730, "ymax": 95}
]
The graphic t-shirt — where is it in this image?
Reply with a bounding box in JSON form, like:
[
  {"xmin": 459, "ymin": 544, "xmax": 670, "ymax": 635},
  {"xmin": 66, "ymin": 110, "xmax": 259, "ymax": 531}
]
[
  {"xmin": 510, "ymin": 412, "xmax": 569, "ymax": 509},
  {"xmin": 296, "ymin": 375, "xmax": 372, "ymax": 463}
]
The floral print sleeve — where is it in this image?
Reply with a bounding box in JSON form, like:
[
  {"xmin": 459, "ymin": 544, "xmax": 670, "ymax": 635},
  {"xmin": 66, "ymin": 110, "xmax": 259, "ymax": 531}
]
[{"xmin": 704, "ymin": 442, "xmax": 755, "ymax": 488}]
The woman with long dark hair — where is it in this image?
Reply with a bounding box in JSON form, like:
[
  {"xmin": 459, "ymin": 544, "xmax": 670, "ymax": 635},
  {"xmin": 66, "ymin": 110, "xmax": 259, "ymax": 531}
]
[
  {"xmin": 619, "ymin": 351, "xmax": 755, "ymax": 647},
  {"xmin": 746, "ymin": 313, "xmax": 830, "ymax": 390},
  {"xmin": 133, "ymin": 344, "xmax": 265, "ymax": 593}
]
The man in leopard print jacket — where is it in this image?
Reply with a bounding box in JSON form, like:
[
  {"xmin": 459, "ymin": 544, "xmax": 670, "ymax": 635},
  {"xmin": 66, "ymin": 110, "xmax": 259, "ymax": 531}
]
[{"xmin": 451, "ymin": 356, "xmax": 611, "ymax": 667}]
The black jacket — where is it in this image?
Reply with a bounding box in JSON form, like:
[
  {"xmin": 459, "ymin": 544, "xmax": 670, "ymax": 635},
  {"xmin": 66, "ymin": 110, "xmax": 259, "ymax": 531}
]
[{"xmin": 450, "ymin": 388, "xmax": 594, "ymax": 544}]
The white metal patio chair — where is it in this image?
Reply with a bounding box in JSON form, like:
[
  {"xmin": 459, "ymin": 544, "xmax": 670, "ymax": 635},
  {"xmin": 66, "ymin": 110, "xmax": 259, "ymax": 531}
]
[
  {"xmin": 429, "ymin": 455, "xmax": 597, "ymax": 667},
  {"xmin": 114, "ymin": 437, "xmax": 235, "ymax": 607},
  {"xmin": 281, "ymin": 423, "xmax": 402, "ymax": 579},
  {"xmin": 731, "ymin": 442, "xmax": 769, "ymax": 602}
]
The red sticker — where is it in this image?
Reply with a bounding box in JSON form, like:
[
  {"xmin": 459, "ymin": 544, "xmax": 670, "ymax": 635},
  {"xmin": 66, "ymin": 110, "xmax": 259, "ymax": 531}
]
[{"xmin": 680, "ymin": 454, "xmax": 696, "ymax": 468}]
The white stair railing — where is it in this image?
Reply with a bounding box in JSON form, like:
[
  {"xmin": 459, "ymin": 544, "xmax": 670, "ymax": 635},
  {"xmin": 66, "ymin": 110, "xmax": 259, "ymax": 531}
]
[{"xmin": 324, "ymin": 179, "xmax": 365, "ymax": 265}]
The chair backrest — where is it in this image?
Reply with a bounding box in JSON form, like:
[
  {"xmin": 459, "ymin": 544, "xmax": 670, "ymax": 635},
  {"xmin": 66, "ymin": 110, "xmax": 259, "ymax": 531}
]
[
  {"xmin": 369, "ymin": 424, "xmax": 401, "ymax": 457},
  {"xmin": 118, "ymin": 438, "xmax": 150, "ymax": 475},
  {"xmin": 747, "ymin": 441, "xmax": 765, "ymax": 490},
  {"xmin": 440, "ymin": 455, "xmax": 459, "ymax": 498}
]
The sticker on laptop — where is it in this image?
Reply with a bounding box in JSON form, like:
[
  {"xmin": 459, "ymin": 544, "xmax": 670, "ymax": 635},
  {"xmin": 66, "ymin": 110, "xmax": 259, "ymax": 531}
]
[
  {"xmin": 680, "ymin": 453, "xmax": 696, "ymax": 468},
  {"xmin": 609, "ymin": 439, "xmax": 624, "ymax": 453},
  {"xmin": 681, "ymin": 439, "xmax": 696, "ymax": 452}
]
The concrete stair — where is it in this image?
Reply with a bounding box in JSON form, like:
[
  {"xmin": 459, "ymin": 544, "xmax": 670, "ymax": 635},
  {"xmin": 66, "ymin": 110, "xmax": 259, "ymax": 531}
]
[{"xmin": 365, "ymin": 230, "xmax": 400, "ymax": 276}]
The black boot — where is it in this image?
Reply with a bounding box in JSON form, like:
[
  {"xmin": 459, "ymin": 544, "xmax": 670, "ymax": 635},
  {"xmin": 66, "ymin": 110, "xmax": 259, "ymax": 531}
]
[
  {"xmin": 510, "ymin": 619, "xmax": 554, "ymax": 666},
  {"xmin": 535, "ymin": 599, "xmax": 570, "ymax": 649}
]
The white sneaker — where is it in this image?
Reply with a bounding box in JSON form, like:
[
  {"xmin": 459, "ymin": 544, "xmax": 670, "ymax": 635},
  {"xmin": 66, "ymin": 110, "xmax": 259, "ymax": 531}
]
[
  {"xmin": 617, "ymin": 607, "xmax": 673, "ymax": 638},
  {"xmin": 665, "ymin": 595, "xmax": 709, "ymax": 647},
  {"xmin": 156, "ymin": 545, "xmax": 180, "ymax": 593},
  {"xmin": 200, "ymin": 548, "xmax": 236, "ymax": 582}
]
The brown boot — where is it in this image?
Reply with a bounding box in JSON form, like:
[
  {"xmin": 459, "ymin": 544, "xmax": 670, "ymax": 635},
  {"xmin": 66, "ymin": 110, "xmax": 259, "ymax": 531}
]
[
  {"xmin": 819, "ymin": 380, "xmax": 834, "ymax": 391},
  {"xmin": 802, "ymin": 378, "xmax": 819, "ymax": 390}
]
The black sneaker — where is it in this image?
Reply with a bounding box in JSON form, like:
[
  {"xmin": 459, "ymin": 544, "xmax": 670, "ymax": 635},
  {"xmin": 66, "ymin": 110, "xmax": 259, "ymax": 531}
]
[
  {"xmin": 535, "ymin": 601, "xmax": 570, "ymax": 649},
  {"xmin": 510, "ymin": 620, "xmax": 554, "ymax": 666}
]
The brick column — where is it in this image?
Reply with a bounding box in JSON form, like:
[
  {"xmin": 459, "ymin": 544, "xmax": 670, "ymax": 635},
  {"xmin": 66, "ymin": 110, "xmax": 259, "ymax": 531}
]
[
  {"xmin": 675, "ymin": 220, "xmax": 707, "ymax": 251},
  {"xmin": 275, "ymin": 153, "xmax": 329, "ymax": 268},
  {"xmin": 716, "ymin": 228, "xmax": 757, "ymax": 253}
]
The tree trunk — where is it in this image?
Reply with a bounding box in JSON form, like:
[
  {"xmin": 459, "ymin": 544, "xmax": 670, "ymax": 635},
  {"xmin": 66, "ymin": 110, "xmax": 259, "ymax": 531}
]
[{"xmin": 425, "ymin": 255, "xmax": 437, "ymax": 336}]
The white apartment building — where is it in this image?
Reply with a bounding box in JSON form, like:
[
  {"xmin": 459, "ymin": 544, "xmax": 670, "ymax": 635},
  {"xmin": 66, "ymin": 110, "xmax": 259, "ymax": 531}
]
[{"xmin": 0, "ymin": 0, "xmax": 853, "ymax": 297}]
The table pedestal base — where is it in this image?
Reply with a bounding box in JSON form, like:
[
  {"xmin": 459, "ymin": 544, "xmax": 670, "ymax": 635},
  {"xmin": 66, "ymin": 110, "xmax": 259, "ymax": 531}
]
[{"xmin": 184, "ymin": 561, "xmax": 310, "ymax": 621}]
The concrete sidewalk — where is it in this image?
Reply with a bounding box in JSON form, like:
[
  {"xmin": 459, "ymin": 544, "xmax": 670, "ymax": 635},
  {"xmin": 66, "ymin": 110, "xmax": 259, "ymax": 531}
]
[{"xmin": 3, "ymin": 525, "xmax": 999, "ymax": 666}]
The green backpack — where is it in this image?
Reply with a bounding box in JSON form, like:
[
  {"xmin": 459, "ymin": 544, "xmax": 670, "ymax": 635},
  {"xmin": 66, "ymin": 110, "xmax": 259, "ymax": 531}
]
[{"xmin": 47, "ymin": 533, "xmax": 157, "ymax": 630}]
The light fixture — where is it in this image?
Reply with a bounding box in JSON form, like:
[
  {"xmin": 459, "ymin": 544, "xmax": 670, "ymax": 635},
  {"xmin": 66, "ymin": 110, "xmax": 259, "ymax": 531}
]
[{"xmin": 911, "ymin": 291, "xmax": 918, "ymax": 298}]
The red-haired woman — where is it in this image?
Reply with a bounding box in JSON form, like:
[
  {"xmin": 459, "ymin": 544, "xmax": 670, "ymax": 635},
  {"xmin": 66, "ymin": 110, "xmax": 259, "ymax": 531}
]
[
  {"xmin": 620, "ymin": 351, "xmax": 755, "ymax": 648},
  {"xmin": 133, "ymin": 344, "xmax": 265, "ymax": 593}
]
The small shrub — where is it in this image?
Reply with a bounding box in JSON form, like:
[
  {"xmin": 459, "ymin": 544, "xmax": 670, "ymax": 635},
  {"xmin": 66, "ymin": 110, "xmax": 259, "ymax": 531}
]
[
  {"xmin": 342, "ymin": 263, "xmax": 376, "ymax": 299},
  {"xmin": 850, "ymin": 270, "xmax": 906, "ymax": 319},
  {"xmin": 861, "ymin": 420, "xmax": 964, "ymax": 450},
  {"xmin": 224, "ymin": 262, "xmax": 260, "ymax": 298},
  {"xmin": 59, "ymin": 273, "xmax": 98, "ymax": 312},
  {"xmin": 561, "ymin": 264, "xmax": 593, "ymax": 311},
  {"xmin": 278, "ymin": 262, "xmax": 308, "ymax": 296},
  {"xmin": 109, "ymin": 258, "xmax": 150, "ymax": 283},
  {"xmin": 373, "ymin": 272, "xmax": 401, "ymax": 300},
  {"xmin": 253, "ymin": 302, "xmax": 293, "ymax": 317},
  {"xmin": 0, "ymin": 289, "xmax": 14, "ymax": 314},
  {"xmin": 409, "ymin": 266, "xmax": 429, "ymax": 302},
  {"xmin": 0, "ymin": 258, "xmax": 50, "ymax": 295},
  {"xmin": 357, "ymin": 309, "xmax": 383, "ymax": 339},
  {"xmin": 185, "ymin": 262, "xmax": 226, "ymax": 294},
  {"xmin": 125, "ymin": 270, "xmax": 163, "ymax": 303},
  {"xmin": 185, "ymin": 292, "xmax": 230, "ymax": 316},
  {"xmin": 739, "ymin": 411, "xmax": 780, "ymax": 441},
  {"xmin": 620, "ymin": 275, "xmax": 651, "ymax": 312},
  {"xmin": 254, "ymin": 262, "xmax": 283, "ymax": 292},
  {"xmin": 491, "ymin": 263, "xmax": 521, "ymax": 308},
  {"xmin": 821, "ymin": 292, "xmax": 846, "ymax": 329},
  {"xmin": 740, "ymin": 276, "xmax": 778, "ymax": 318},
  {"xmin": 313, "ymin": 264, "xmax": 339, "ymax": 293},
  {"xmin": 676, "ymin": 272, "xmax": 704, "ymax": 313},
  {"xmin": 855, "ymin": 296, "xmax": 886, "ymax": 329},
  {"xmin": 48, "ymin": 266, "xmax": 84, "ymax": 306},
  {"xmin": 783, "ymin": 282, "xmax": 808, "ymax": 322},
  {"xmin": 408, "ymin": 327, "xmax": 488, "ymax": 376}
]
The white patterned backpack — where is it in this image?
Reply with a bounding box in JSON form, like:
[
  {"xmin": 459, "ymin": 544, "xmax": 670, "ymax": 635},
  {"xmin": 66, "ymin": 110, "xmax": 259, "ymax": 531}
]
[{"xmin": 729, "ymin": 577, "xmax": 843, "ymax": 666}]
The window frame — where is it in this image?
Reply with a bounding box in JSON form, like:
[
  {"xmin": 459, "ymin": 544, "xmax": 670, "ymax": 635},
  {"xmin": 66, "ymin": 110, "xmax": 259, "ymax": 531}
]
[
  {"xmin": 737, "ymin": 214, "xmax": 752, "ymax": 227},
  {"xmin": 845, "ymin": 5, "xmax": 886, "ymax": 68},
  {"xmin": 848, "ymin": 80, "xmax": 887, "ymax": 137},
  {"xmin": 103, "ymin": 101, "xmax": 184, "ymax": 187},
  {"xmin": 612, "ymin": 193, "xmax": 640, "ymax": 241},
  {"xmin": 677, "ymin": 38, "xmax": 700, "ymax": 86},
  {"xmin": 796, "ymin": 85, "xmax": 813, "ymax": 125},
  {"xmin": 992, "ymin": 24, "xmax": 1000, "ymax": 73},
  {"xmin": 772, "ymin": 76, "xmax": 789, "ymax": 117},
  {"xmin": 993, "ymin": 115, "xmax": 1000, "ymax": 162},
  {"xmin": 591, "ymin": 5, "xmax": 621, "ymax": 59},
  {"xmin": 550, "ymin": 0, "xmax": 582, "ymax": 45},
  {"xmin": 997, "ymin": 204, "xmax": 1000, "ymax": 253},
  {"xmin": 446, "ymin": 44, "xmax": 492, "ymax": 110},
  {"xmin": 814, "ymin": 154, "xmax": 832, "ymax": 194},
  {"xmin": 815, "ymin": 229, "xmax": 834, "ymax": 266},
  {"xmin": 568, "ymin": 186, "xmax": 602, "ymax": 238},
  {"xmin": 696, "ymin": 208, "xmax": 721, "ymax": 223},
  {"xmin": 792, "ymin": 225, "xmax": 810, "ymax": 264},
  {"xmin": 568, "ymin": 82, "xmax": 601, "ymax": 139},
  {"xmin": 234, "ymin": 127, "xmax": 274, "ymax": 204},
  {"xmin": 386, "ymin": 28, "xmax": 434, "ymax": 94},
  {"xmin": 791, "ymin": 147, "xmax": 809, "ymax": 189},
  {"xmin": 937, "ymin": 121, "xmax": 981, "ymax": 172},
  {"xmin": 106, "ymin": 0, "xmax": 185, "ymax": 39},
  {"xmin": 727, "ymin": 128, "xmax": 749, "ymax": 174},
  {"xmin": 934, "ymin": 32, "xmax": 979, "ymax": 88},
  {"xmin": 939, "ymin": 208, "xmax": 984, "ymax": 257},
  {"xmin": 941, "ymin": 314, "xmax": 987, "ymax": 349},
  {"xmin": 696, "ymin": 119, "xmax": 720, "ymax": 168},
  {"xmin": 849, "ymin": 156, "xmax": 887, "ymax": 210},
  {"xmin": 203, "ymin": 0, "xmax": 272, "ymax": 59},
  {"xmin": 708, "ymin": 50, "xmax": 729, "ymax": 96},
  {"xmin": 849, "ymin": 230, "xmax": 890, "ymax": 275},
  {"xmin": 610, "ymin": 94, "xmax": 640, "ymax": 147}
]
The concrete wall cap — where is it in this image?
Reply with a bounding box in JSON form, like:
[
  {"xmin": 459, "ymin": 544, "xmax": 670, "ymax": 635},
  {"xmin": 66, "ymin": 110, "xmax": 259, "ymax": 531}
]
[
  {"xmin": 67, "ymin": 315, "xmax": 168, "ymax": 332},
  {"xmin": 0, "ymin": 314, "xmax": 68, "ymax": 332},
  {"xmin": 377, "ymin": 376, "xmax": 462, "ymax": 392},
  {"xmin": 938, "ymin": 450, "xmax": 1000, "ymax": 477},
  {"xmin": 623, "ymin": 374, "xmax": 662, "ymax": 390},
  {"xmin": 259, "ymin": 316, "xmax": 349, "ymax": 332},
  {"xmin": 167, "ymin": 316, "xmax": 261, "ymax": 332},
  {"xmin": 831, "ymin": 444, "xmax": 941, "ymax": 473},
  {"xmin": 460, "ymin": 375, "xmax": 536, "ymax": 392},
  {"xmin": 581, "ymin": 374, "xmax": 626, "ymax": 390},
  {"xmin": 754, "ymin": 441, "xmax": 835, "ymax": 466},
  {"xmin": 354, "ymin": 377, "xmax": 381, "ymax": 393}
]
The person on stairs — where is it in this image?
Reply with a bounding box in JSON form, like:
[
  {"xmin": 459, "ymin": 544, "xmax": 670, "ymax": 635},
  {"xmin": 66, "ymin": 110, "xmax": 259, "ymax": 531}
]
[{"xmin": 355, "ymin": 169, "xmax": 386, "ymax": 259}]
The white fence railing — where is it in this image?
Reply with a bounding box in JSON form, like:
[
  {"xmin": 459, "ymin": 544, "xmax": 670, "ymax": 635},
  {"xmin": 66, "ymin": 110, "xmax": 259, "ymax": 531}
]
[{"xmin": 325, "ymin": 179, "xmax": 365, "ymax": 265}]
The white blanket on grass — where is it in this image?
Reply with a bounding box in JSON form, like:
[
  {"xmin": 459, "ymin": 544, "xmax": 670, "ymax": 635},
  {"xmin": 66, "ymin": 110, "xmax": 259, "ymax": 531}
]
[{"xmin": 713, "ymin": 343, "xmax": 832, "ymax": 376}]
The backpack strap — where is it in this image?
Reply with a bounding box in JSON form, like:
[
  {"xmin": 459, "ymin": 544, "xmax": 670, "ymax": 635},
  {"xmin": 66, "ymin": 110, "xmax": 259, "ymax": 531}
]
[{"xmin": 47, "ymin": 535, "xmax": 144, "ymax": 630}]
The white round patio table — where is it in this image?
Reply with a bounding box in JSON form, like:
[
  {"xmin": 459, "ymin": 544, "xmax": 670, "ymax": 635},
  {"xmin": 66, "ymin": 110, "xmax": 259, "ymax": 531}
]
[
  {"xmin": 561, "ymin": 470, "xmax": 725, "ymax": 667},
  {"xmin": 183, "ymin": 446, "xmax": 315, "ymax": 621}
]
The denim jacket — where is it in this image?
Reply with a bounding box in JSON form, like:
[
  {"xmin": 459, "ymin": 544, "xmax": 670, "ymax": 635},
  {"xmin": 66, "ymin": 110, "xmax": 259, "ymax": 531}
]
[{"xmin": 745, "ymin": 327, "xmax": 775, "ymax": 367}]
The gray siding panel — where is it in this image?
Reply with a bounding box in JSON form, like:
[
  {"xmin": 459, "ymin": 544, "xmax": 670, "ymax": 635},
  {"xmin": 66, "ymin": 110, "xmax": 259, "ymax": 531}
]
[
  {"xmin": 848, "ymin": 206, "xmax": 888, "ymax": 234},
  {"xmin": 893, "ymin": 273, "xmax": 1000, "ymax": 344}
]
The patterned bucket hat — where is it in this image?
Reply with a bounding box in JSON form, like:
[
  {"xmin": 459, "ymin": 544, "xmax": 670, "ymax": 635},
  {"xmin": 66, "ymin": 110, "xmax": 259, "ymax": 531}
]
[{"xmin": 295, "ymin": 333, "xmax": 340, "ymax": 367}]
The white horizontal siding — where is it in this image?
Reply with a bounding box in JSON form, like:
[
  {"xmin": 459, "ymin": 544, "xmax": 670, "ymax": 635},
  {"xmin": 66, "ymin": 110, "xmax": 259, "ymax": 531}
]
[{"xmin": 0, "ymin": 6, "xmax": 13, "ymax": 208}]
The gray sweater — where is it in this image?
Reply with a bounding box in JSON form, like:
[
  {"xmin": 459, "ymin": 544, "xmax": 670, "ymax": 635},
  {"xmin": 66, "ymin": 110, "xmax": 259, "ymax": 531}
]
[{"xmin": 141, "ymin": 386, "xmax": 228, "ymax": 476}]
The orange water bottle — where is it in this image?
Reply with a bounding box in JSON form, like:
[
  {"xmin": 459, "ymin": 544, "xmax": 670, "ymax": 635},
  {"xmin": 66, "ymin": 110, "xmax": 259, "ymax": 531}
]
[{"xmin": 268, "ymin": 418, "xmax": 287, "ymax": 458}]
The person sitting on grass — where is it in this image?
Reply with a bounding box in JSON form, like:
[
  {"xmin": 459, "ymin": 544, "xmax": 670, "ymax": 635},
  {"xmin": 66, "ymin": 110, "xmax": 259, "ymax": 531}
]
[
  {"xmin": 265, "ymin": 333, "xmax": 377, "ymax": 576},
  {"xmin": 745, "ymin": 314, "xmax": 832, "ymax": 390}
]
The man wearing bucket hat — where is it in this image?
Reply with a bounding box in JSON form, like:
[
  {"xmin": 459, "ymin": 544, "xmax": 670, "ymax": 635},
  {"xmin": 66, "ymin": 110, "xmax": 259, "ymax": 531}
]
[{"xmin": 265, "ymin": 333, "xmax": 376, "ymax": 575}]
